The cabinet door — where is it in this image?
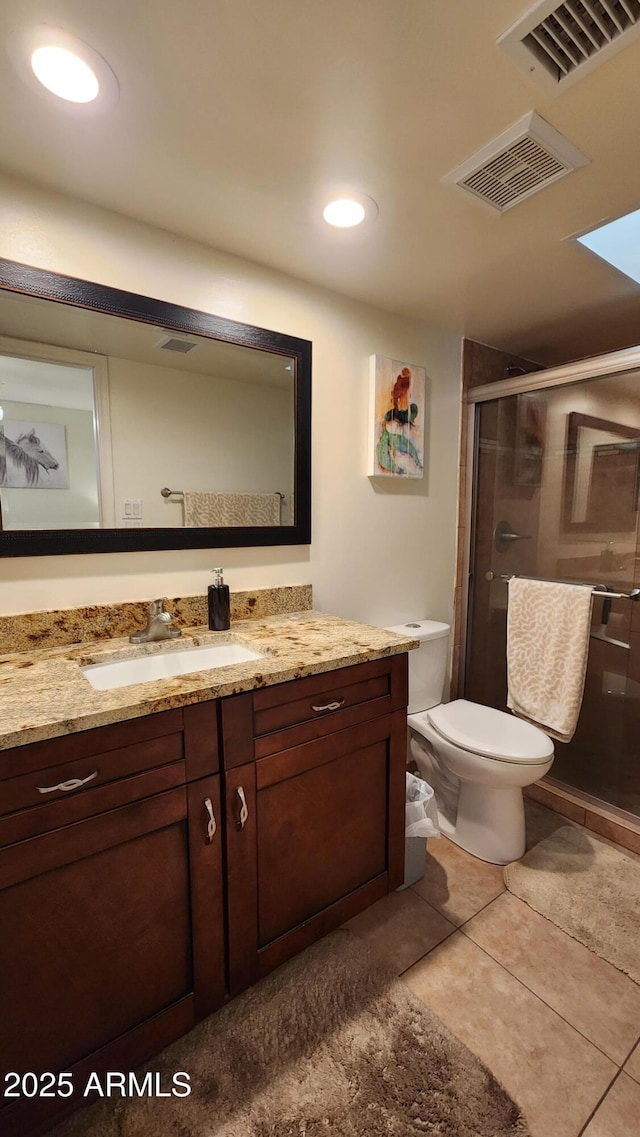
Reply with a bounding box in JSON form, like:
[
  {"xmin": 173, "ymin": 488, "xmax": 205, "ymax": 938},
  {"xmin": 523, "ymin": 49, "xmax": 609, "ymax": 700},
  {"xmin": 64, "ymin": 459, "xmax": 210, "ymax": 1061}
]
[
  {"xmin": 226, "ymin": 709, "xmax": 406, "ymax": 990},
  {"xmin": 187, "ymin": 774, "xmax": 226, "ymax": 1020},
  {"xmin": 0, "ymin": 777, "xmax": 225, "ymax": 1136},
  {"xmin": 224, "ymin": 762, "xmax": 259, "ymax": 996}
]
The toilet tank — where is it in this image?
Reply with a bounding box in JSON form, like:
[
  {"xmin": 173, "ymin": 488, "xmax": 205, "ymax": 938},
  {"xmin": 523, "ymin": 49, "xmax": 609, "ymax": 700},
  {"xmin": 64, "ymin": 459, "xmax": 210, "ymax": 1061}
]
[{"xmin": 386, "ymin": 620, "xmax": 450, "ymax": 714}]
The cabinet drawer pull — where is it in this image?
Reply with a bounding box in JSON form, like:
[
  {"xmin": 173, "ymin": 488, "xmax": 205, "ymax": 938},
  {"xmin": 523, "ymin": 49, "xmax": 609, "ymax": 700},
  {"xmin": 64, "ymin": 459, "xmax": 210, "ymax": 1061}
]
[
  {"xmin": 36, "ymin": 769, "xmax": 99, "ymax": 795},
  {"xmin": 236, "ymin": 785, "xmax": 249, "ymax": 830},
  {"xmin": 310, "ymin": 698, "xmax": 345, "ymax": 713},
  {"xmin": 204, "ymin": 797, "xmax": 217, "ymax": 844}
]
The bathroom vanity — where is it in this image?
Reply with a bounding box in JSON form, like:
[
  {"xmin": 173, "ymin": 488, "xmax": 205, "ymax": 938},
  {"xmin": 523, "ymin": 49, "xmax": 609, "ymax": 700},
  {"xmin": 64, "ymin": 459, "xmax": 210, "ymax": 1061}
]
[{"xmin": 0, "ymin": 609, "xmax": 413, "ymax": 1136}]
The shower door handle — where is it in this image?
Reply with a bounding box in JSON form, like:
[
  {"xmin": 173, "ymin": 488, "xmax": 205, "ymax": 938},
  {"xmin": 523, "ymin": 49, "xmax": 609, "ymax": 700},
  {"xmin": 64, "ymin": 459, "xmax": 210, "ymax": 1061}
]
[{"xmin": 494, "ymin": 519, "xmax": 532, "ymax": 553}]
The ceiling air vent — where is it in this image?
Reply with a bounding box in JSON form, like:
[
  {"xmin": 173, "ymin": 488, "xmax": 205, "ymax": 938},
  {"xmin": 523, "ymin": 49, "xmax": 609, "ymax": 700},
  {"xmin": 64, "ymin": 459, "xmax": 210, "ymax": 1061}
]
[
  {"xmin": 499, "ymin": 1, "xmax": 640, "ymax": 95},
  {"xmin": 155, "ymin": 332, "xmax": 200, "ymax": 354},
  {"xmin": 442, "ymin": 111, "xmax": 589, "ymax": 213}
]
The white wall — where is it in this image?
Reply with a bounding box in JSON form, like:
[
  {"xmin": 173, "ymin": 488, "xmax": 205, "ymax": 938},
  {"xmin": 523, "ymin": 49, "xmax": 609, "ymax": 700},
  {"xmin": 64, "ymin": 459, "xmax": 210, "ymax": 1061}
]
[
  {"xmin": 0, "ymin": 173, "xmax": 462, "ymax": 626},
  {"xmin": 108, "ymin": 357, "xmax": 294, "ymax": 527}
]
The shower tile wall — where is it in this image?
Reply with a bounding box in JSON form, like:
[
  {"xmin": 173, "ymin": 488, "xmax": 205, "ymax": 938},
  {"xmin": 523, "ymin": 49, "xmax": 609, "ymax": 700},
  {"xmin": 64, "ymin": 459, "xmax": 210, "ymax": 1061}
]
[
  {"xmin": 451, "ymin": 340, "xmax": 541, "ymax": 697},
  {"xmin": 466, "ymin": 368, "xmax": 640, "ymax": 820}
]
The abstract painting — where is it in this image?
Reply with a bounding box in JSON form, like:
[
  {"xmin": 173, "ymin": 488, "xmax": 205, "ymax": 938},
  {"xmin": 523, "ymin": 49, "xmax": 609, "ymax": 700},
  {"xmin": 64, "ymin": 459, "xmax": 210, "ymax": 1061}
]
[
  {"xmin": 0, "ymin": 420, "xmax": 69, "ymax": 488},
  {"xmin": 368, "ymin": 355, "xmax": 426, "ymax": 477}
]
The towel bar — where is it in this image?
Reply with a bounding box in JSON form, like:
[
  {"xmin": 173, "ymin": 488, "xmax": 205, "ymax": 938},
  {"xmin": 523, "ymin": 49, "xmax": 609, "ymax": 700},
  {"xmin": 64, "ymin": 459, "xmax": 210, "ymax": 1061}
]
[
  {"xmin": 161, "ymin": 487, "xmax": 285, "ymax": 499},
  {"xmin": 484, "ymin": 571, "xmax": 640, "ymax": 602}
]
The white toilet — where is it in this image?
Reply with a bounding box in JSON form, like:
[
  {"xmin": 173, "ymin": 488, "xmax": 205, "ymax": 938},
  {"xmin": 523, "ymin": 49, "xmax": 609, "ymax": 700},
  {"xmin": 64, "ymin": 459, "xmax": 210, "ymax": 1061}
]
[{"xmin": 387, "ymin": 620, "xmax": 554, "ymax": 865}]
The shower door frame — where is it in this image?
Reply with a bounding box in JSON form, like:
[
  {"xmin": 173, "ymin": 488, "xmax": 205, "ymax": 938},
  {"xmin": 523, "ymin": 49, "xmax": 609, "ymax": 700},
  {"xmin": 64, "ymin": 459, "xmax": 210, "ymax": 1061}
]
[{"xmin": 459, "ymin": 342, "xmax": 640, "ymax": 844}]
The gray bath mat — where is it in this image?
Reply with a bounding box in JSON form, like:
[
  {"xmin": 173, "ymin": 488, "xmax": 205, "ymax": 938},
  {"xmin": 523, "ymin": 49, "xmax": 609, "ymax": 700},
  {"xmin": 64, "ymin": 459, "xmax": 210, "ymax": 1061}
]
[
  {"xmin": 505, "ymin": 825, "xmax": 640, "ymax": 984},
  {"xmin": 48, "ymin": 930, "xmax": 528, "ymax": 1136}
]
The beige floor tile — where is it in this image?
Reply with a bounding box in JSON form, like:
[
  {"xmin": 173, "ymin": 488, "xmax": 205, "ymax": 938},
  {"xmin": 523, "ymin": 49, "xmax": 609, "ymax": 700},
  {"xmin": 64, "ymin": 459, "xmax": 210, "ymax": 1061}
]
[
  {"xmin": 411, "ymin": 835, "xmax": 505, "ymax": 925},
  {"xmin": 403, "ymin": 932, "xmax": 616, "ymax": 1137},
  {"xmin": 464, "ymin": 892, "xmax": 640, "ymax": 1065},
  {"xmin": 344, "ymin": 888, "xmax": 454, "ymax": 974},
  {"xmin": 582, "ymin": 1072, "xmax": 640, "ymax": 1137},
  {"xmin": 624, "ymin": 1042, "xmax": 640, "ymax": 1084}
]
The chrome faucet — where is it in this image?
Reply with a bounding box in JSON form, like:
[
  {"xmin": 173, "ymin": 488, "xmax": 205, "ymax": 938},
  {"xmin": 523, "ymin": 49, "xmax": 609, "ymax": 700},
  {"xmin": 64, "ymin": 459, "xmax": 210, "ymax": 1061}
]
[{"xmin": 129, "ymin": 598, "xmax": 182, "ymax": 644}]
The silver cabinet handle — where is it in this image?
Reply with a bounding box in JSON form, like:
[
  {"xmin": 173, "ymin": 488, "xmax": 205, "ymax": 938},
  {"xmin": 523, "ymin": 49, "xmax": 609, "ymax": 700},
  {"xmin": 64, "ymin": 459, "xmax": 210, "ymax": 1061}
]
[
  {"xmin": 36, "ymin": 769, "xmax": 99, "ymax": 795},
  {"xmin": 311, "ymin": 697, "xmax": 345, "ymax": 713},
  {"xmin": 204, "ymin": 797, "xmax": 217, "ymax": 844},
  {"xmin": 236, "ymin": 785, "xmax": 248, "ymax": 830}
]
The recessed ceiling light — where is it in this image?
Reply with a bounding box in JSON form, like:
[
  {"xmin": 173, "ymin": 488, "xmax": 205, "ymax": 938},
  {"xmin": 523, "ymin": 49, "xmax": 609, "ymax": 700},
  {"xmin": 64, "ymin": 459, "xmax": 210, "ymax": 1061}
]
[
  {"xmin": 323, "ymin": 199, "xmax": 366, "ymax": 228},
  {"xmin": 7, "ymin": 26, "xmax": 119, "ymax": 112},
  {"xmin": 31, "ymin": 45, "xmax": 99, "ymax": 102},
  {"xmin": 322, "ymin": 192, "xmax": 378, "ymax": 229},
  {"xmin": 577, "ymin": 208, "xmax": 640, "ymax": 287}
]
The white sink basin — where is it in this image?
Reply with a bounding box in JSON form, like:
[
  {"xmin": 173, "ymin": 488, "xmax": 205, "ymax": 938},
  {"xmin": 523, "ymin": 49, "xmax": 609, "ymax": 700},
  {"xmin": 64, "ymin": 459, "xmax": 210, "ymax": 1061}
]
[{"xmin": 81, "ymin": 641, "xmax": 264, "ymax": 691}]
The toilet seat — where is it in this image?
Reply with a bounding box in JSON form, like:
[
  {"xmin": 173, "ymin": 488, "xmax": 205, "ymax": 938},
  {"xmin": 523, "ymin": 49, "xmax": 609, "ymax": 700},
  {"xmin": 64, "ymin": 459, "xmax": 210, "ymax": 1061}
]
[{"xmin": 414, "ymin": 699, "xmax": 553, "ymax": 764}]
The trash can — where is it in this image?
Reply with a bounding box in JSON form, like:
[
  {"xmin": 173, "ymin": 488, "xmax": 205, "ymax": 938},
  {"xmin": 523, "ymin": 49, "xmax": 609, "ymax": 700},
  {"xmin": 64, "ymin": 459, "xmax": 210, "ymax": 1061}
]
[{"xmin": 397, "ymin": 771, "xmax": 440, "ymax": 890}]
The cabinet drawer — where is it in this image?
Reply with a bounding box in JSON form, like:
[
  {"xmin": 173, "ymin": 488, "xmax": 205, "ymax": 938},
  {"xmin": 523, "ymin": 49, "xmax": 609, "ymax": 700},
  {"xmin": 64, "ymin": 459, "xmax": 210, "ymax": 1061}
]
[
  {"xmin": 0, "ymin": 708, "xmax": 185, "ymax": 783},
  {"xmin": 0, "ymin": 732, "xmax": 184, "ymax": 820},
  {"xmin": 0, "ymin": 763, "xmax": 186, "ymax": 848},
  {"xmin": 0, "ymin": 703, "xmax": 220, "ymax": 832},
  {"xmin": 252, "ymin": 655, "xmax": 407, "ymax": 758}
]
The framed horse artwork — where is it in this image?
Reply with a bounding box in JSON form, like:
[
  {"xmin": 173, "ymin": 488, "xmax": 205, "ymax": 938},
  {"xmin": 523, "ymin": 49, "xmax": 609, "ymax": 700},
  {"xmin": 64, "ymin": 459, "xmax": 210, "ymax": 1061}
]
[{"xmin": 0, "ymin": 421, "xmax": 69, "ymax": 489}]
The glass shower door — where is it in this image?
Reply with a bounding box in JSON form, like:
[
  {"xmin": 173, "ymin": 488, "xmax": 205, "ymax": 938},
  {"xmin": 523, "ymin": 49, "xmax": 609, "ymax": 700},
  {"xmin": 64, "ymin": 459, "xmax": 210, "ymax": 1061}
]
[{"xmin": 466, "ymin": 372, "xmax": 640, "ymax": 819}]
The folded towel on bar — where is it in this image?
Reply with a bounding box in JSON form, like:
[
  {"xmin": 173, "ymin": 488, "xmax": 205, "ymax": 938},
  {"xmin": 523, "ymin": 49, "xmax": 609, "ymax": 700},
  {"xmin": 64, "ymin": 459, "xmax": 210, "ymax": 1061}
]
[
  {"xmin": 183, "ymin": 491, "xmax": 281, "ymax": 527},
  {"xmin": 507, "ymin": 577, "xmax": 594, "ymax": 743}
]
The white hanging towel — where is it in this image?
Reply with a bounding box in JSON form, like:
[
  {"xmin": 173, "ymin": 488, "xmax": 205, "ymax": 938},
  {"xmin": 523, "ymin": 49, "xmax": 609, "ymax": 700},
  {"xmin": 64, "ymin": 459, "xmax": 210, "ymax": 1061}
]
[{"xmin": 507, "ymin": 577, "xmax": 593, "ymax": 743}]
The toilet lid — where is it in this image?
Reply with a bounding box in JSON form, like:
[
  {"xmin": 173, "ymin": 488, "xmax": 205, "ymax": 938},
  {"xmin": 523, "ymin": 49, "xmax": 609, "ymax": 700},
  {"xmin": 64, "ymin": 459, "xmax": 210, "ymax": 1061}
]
[{"xmin": 427, "ymin": 700, "xmax": 554, "ymax": 764}]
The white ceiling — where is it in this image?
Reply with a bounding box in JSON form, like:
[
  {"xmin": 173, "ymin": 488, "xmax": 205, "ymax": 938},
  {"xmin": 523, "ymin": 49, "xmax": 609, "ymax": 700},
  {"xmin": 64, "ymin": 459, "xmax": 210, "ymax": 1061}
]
[
  {"xmin": 1, "ymin": 0, "xmax": 640, "ymax": 365},
  {"xmin": 0, "ymin": 354, "xmax": 94, "ymax": 410},
  {"xmin": 0, "ymin": 290, "xmax": 295, "ymax": 386}
]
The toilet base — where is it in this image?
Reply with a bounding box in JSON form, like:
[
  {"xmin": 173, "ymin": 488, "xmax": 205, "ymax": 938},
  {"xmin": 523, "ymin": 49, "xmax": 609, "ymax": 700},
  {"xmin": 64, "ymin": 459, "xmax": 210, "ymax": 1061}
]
[{"xmin": 440, "ymin": 782, "xmax": 526, "ymax": 865}]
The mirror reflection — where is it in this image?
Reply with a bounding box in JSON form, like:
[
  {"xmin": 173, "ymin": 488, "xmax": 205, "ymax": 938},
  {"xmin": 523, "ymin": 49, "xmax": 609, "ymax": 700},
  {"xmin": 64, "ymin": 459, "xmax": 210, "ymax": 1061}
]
[
  {"xmin": 0, "ymin": 290, "xmax": 296, "ymax": 532},
  {"xmin": 563, "ymin": 411, "xmax": 640, "ymax": 535}
]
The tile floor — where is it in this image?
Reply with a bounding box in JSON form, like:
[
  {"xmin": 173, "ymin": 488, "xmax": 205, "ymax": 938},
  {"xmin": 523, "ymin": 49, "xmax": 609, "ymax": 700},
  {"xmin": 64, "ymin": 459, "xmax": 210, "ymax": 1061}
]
[{"xmin": 346, "ymin": 799, "xmax": 640, "ymax": 1137}]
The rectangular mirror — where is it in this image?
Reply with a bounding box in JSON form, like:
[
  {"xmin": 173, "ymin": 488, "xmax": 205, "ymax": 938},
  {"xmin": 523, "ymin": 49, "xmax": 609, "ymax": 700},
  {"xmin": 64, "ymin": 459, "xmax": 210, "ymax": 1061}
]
[{"xmin": 0, "ymin": 259, "xmax": 311, "ymax": 556}]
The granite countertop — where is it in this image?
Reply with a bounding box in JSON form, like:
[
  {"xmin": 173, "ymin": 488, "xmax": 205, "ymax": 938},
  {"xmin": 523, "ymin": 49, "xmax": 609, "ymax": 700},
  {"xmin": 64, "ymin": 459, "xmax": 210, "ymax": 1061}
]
[{"xmin": 0, "ymin": 610, "xmax": 418, "ymax": 751}]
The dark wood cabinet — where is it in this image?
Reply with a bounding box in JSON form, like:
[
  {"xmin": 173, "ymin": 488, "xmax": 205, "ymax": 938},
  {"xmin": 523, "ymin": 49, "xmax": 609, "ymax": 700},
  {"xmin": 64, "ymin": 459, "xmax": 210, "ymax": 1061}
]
[
  {"xmin": 0, "ymin": 653, "xmax": 408, "ymax": 1135},
  {"xmin": 224, "ymin": 654, "xmax": 408, "ymax": 989},
  {"xmin": 0, "ymin": 705, "xmax": 225, "ymax": 1137}
]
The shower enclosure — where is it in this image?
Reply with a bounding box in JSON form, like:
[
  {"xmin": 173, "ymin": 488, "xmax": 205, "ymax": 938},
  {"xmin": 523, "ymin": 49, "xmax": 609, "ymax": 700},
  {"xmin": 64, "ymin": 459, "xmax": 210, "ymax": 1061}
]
[{"xmin": 465, "ymin": 354, "xmax": 640, "ymax": 822}]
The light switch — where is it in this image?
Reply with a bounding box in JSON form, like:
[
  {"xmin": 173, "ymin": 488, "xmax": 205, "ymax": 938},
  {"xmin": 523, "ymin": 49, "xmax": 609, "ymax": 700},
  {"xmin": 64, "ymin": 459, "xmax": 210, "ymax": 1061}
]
[{"xmin": 121, "ymin": 499, "xmax": 143, "ymax": 519}]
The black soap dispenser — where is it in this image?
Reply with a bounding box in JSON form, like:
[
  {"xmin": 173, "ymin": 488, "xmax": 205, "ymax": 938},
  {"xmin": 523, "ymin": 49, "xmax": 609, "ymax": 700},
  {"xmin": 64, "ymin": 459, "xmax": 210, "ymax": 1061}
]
[{"xmin": 208, "ymin": 568, "xmax": 230, "ymax": 631}]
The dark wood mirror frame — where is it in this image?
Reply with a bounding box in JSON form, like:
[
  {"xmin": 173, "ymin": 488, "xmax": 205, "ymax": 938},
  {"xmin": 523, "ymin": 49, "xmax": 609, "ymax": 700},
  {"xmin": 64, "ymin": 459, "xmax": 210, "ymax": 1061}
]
[
  {"xmin": 0, "ymin": 258, "xmax": 311, "ymax": 557},
  {"xmin": 562, "ymin": 411, "xmax": 640, "ymax": 535}
]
